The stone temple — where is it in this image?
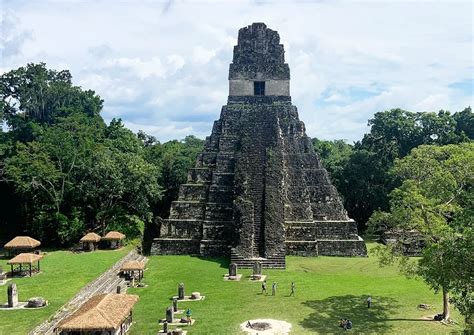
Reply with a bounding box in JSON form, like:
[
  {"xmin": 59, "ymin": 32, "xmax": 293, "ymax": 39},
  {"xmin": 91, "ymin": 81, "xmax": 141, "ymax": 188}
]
[{"xmin": 151, "ymin": 23, "xmax": 367, "ymax": 268}]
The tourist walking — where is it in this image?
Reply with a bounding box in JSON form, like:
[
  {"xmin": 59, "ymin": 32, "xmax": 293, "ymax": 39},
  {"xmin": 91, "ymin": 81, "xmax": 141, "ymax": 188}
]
[
  {"xmin": 185, "ymin": 308, "xmax": 192, "ymax": 325},
  {"xmin": 290, "ymin": 282, "xmax": 295, "ymax": 297},
  {"xmin": 261, "ymin": 280, "xmax": 267, "ymax": 295},
  {"xmin": 272, "ymin": 282, "xmax": 277, "ymax": 296},
  {"xmin": 367, "ymin": 296, "xmax": 372, "ymax": 308}
]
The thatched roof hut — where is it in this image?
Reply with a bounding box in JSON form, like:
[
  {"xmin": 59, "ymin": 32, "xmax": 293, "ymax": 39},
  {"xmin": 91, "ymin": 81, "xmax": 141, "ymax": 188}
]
[
  {"xmin": 120, "ymin": 261, "xmax": 145, "ymax": 272},
  {"xmin": 120, "ymin": 261, "xmax": 146, "ymax": 282},
  {"xmin": 8, "ymin": 253, "xmax": 43, "ymax": 264},
  {"xmin": 4, "ymin": 236, "xmax": 41, "ymax": 250},
  {"xmin": 102, "ymin": 231, "xmax": 126, "ymax": 241},
  {"xmin": 79, "ymin": 232, "xmax": 102, "ymax": 251},
  {"xmin": 56, "ymin": 294, "xmax": 139, "ymax": 334},
  {"xmin": 7, "ymin": 253, "xmax": 43, "ymax": 276},
  {"xmin": 80, "ymin": 232, "xmax": 101, "ymax": 243},
  {"xmin": 102, "ymin": 231, "xmax": 126, "ymax": 249}
]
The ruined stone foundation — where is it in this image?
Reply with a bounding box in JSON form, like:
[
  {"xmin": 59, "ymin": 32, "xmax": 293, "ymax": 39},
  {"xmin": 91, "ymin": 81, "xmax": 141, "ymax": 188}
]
[{"xmin": 151, "ymin": 23, "xmax": 367, "ymax": 268}]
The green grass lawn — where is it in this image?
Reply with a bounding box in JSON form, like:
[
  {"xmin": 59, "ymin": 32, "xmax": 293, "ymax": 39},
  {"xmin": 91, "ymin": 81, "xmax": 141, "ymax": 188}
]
[
  {"xmin": 0, "ymin": 248, "xmax": 129, "ymax": 335},
  {"xmin": 129, "ymin": 243, "xmax": 465, "ymax": 335}
]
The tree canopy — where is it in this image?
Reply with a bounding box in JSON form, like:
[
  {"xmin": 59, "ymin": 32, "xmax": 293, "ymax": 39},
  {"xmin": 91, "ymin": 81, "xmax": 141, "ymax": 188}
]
[
  {"xmin": 314, "ymin": 108, "xmax": 474, "ymax": 232},
  {"xmin": 370, "ymin": 143, "xmax": 473, "ymax": 325},
  {"xmin": 0, "ymin": 64, "xmax": 182, "ymax": 245}
]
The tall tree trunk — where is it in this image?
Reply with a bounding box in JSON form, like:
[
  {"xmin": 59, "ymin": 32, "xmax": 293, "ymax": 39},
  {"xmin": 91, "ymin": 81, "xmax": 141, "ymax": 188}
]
[{"xmin": 442, "ymin": 288, "xmax": 450, "ymax": 320}]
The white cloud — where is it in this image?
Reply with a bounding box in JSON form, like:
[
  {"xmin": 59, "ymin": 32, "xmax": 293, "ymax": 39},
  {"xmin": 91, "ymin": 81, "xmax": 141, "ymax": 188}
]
[
  {"xmin": 167, "ymin": 54, "xmax": 186, "ymax": 73},
  {"xmin": 191, "ymin": 46, "xmax": 217, "ymax": 65},
  {"xmin": 1, "ymin": 0, "xmax": 472, "ymax": 142},
  {"xmin": 106, "ymin": 57, "xmax": 165, "ymax": 79}
]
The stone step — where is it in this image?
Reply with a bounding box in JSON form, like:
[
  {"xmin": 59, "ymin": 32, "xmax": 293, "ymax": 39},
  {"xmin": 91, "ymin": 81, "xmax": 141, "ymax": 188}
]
[{"xmin": 230, "ymin": 249, "xmax": 286, "ymax": 269}]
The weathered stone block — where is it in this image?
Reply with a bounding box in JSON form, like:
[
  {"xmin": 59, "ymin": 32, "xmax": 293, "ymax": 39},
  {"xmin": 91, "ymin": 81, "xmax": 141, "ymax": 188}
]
[
  {"xmin": 178, "ymin": 184, "xmax": 209, "ymax": 201},
  {"xmin": 318, "ymin": 239, "xmax": 367, "ymax": 257},
  {"xmin": 200, "ymin": 240, "xmax": 230, "ymax": 256},
  {"xmin": 151, "ymin": 238, "xmax": 200, "ymax": 255},
  {"xmin": 285, "ymin": 241, "xmax": 318, "ymax": 256},
  {"xmin": 159, "ymin": 219, "xmax": 202, "ymax": 239},
  {"xmin": 187, "ymin": 168, "xmax": 212, "ymax": 184},
  {"xmin": 169, "ymin": 201, "xmax": 205, "ymax": 220}
]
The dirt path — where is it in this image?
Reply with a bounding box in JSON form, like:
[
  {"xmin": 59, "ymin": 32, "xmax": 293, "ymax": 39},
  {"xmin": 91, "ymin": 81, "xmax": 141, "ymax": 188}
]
[{"xmin": 29, "ymin": 250, "xmax": 148, "ymax": 335}]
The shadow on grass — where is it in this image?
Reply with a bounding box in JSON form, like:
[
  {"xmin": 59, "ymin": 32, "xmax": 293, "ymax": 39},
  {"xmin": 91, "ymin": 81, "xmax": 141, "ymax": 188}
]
[
  {"xmin": 194, "ymin": 256, "xmax": 229, "ymax": 269},
  {"xmin": 301, "ymin": 295, "xmax": 406, "ymax": 334}
]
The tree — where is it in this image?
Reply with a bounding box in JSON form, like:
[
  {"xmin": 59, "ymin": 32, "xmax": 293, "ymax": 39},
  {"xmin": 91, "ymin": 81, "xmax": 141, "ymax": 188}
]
[
  {"xmin": 418, "ymin": 230, "xmax": 473, "ymax": 326},
  {"xmin": 145, "ymin": 135, "xmax": 204, "ymax": 218},
  {"xmin": 0, "ymin": 64, "xmax": 164, "ymax": 244},
  {"xmin": 454, "ymin": 107, "xmax": 474, "ymax": 139},
  {"xmin": 373, "ymin": 143, "xmax": 474, "ymax": 324},
  {"xmin": 312, "ymin": 138, "xmax": 352, "ymax": 187},
  {"xmin": 1, "ymin": 112, "xmax": 102, "ymax": 243},
  {"xmin": 0, "ymin": 63, "xmax": 102, "ymax": 128},
  {"xmin": 340, "ymin": 108, "xmax": 473, "ymax": 231},
  {"xmin": 77, "ymin": 119, "xmax": 162, "ymax": 238}
]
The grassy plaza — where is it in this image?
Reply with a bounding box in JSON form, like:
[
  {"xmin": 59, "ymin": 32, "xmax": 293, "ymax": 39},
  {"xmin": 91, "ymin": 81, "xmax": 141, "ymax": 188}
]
[
  {"xmin": 128, "ymin": 243, "xmax": 465, "ymax": 334},
  {"xmin": 0, "ymin": 244, "xmax": 467, "ymax": 334},
  {"xmin": 0, "ymin": 248, "xmax": 129, "ymax": 335}
]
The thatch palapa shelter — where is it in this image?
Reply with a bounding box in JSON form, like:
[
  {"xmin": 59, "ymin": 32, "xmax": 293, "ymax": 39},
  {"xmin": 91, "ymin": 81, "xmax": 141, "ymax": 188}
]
[
  {"xmin": 56, "ymin": 293, "xmax": 139, "ymax": 335},
  {"xmin": 80, "ymin": 232, "xmax": 101, "ymax": 251},
  {"xmin": 120, "ymin": 261, "xmax": 145, "ymax": 283},
  {"xmin": 8, "ymin": 253, "xmax": 43, "ymax": 276},
  {"xmin": 102, "ymin": 231, "xmax": 125, "ymax": 249},
  {"xmin": 4, "ymin": 236, "xmax": 41, "ymax": 256}
]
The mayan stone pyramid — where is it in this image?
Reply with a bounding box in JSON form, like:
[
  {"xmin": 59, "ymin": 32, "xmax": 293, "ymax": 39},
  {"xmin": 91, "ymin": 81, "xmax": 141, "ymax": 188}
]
[{"xmin": 151, "ymin": 23, "xmax": 367, "ymax": 268}]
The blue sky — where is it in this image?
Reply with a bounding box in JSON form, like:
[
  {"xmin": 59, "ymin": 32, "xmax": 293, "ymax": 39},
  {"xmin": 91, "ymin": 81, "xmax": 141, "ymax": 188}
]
[{"xmin": 1, "ymin": 0, "xmax": 473, "ymax": 142}]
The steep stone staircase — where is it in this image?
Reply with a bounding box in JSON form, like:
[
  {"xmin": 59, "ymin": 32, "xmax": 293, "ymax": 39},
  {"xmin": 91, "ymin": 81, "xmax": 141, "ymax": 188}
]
[
  {"xmin": 230, "ymin": 248, "xmax": 286, "ymax": 269},
  {"xmin": 29, "ymin": 250, "xmax": 148, "ymax": 335}
]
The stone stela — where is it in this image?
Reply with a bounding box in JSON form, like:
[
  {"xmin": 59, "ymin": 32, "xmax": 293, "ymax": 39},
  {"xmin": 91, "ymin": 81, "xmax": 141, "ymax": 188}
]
[
  {"xmin": 250, "ymin": 261, "xmax": 266, "ymax": 281},
  {"xmin": 253, "ymin": 261, "xmax": 262, "ymax": 276},
  {"xmin": 166, "ymin": 306, "xmax": 174, "ymax": 323},
  {"xmin": 151, "ymin": 22, "xmax": 367, "ymax": 268},
  {"xmin": 7, "ymin": 283, "xmax": 18, "ymax": 308},
  {"xmin": 178, "ymin": 283, "xmax": 185, "ymax": 300},
  {"xmin": 229, "ymin": 263, "xmax": 237, "ymax": 277},
  {"xmin": 224, "ymin": 262, "xmax": 242, "ymax": 281},
  {"xmin": 172, "ymin": 283, "xmax": 205, "ymax": 302}
]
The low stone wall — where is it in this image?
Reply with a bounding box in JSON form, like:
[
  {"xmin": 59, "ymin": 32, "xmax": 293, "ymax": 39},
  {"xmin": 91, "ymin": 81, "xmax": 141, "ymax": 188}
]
[
  {"xmin": 200, "ymin": 240, "xmax": 230, "ymax": 256},
  {"xmin": 317, "ymin": 239, "xmax": 367, "ymax": 257},
  {"xmin": 159, "ymin": 219, "xmax": 202, "ymax": 239},
  {"xmin": 285, "ymin": 220, "xmax": 360, "ymax": 240},
  {"xmin": 285, "ymin": 241, "xmax": 318, "ymax": 256},
  {"xmin": 316, "ymin": 221, "xmax": 359, "ymax": 239},
  {"xmin": 151, "ymin": 238, "xmax": 200, "ymax": 255},
  {"xmin": 381, "ymin": 230, "xmax": 424, "ymax": 256}
]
